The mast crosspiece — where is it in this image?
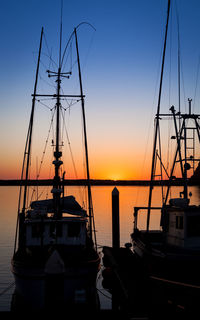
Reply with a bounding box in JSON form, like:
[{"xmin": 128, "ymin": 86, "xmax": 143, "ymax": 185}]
[
  {"xmin": 47, "ymin": 69, "xmax": 72, "ymax": 79},
  {"xmin": 16, "ymin": 18, "xmax": 97, "ymax": 249}
]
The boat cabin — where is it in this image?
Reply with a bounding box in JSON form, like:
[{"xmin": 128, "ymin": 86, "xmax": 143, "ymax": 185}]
[
  {"xmin": 163, "ymin": 198, "xmax": 200, "ymax": 249},
  {"xmin": 24, "ymin": 195, "xmax": 87, "ymax": 247},
  {"xmin": 25, "ymin": 217, "xmax": 87, "ymax": 247}
]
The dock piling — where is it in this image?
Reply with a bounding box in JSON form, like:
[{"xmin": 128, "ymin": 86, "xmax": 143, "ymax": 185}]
[{"xmin": 112, "ymin": 187, "xmax": 120, "ymax": 249}]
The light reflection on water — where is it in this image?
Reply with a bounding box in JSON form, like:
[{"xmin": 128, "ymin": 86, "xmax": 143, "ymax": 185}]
[{"xmin": 0, "ymin": 185, "xmax": 200, "ymax": 311}]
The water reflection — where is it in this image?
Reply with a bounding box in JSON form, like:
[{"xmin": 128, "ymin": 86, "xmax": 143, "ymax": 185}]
[
  {"xmin": 1, "ymin": 185, "xmax": 200, "ymax": 248},
  {"xmin": 0, "ymin": 185, "xmax": 200, "ymax": 311}
]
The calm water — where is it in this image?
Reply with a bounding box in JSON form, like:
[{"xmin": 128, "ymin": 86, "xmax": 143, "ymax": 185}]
[{"xmin": 0, "ymin": 185, "xmax": 200, "ymax": 311}]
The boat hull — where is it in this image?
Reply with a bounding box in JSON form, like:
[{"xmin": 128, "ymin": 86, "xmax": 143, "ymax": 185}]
[
  {"xmin": 11, "ymin": 256, "xmax": 100, "ymax": 312},
  {"xmin": 132, "ymin": 233, "xmax": 200, "ymax": 312}
]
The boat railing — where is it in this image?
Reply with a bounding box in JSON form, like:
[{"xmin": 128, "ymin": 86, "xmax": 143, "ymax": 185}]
[{"xmin": 133, "ymin": 206, "xmax": 162, "ymax": 231}]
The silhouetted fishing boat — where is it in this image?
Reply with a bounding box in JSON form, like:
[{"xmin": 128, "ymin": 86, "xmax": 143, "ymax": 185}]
[
  {"xmin": 11, "ymin": 21, "xmax": 100, "ymax": 312},
  {"xmin": 132, "ymin": 0, "xmax": 200, "ymax": 311}
]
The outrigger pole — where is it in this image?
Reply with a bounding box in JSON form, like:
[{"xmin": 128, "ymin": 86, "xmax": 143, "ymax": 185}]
[
  {"xmin": 16, "ymin": 27, "xmax": 44, "ymax": 250},
  {"xmin": 146, "ymin": 0, "xmax": 171, "ymax": 231},
  {"xmin": 22, "ymin": 27, "xmax": 44, "ymax": 213},
  {"xmin": 74, "ymin": 27, "xmax": 97, "ymax": 248}
]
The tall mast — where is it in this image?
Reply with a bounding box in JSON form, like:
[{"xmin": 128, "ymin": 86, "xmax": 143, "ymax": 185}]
[
  {"xmin": 177, "ymin": 16, "xmax": 181, "ymax": 132},
  {"xmin": 51, "ymin": 65, "xmax": 62, "ymax": 219},
  {"xmin": 146, "ymin": 0, "xmax": 171, "ymax": 231},
  {"xmin": 51, "ymin": 2, "xmax": 63, "ymax": 219},
  {"xmin": 22, "ymin": 27, "xmax": 44, "ymax": 213},
  {"xmin": 17, "ymin": 27, "xmax": 43, "ymax": 249},
  {"xmin": 74, "ymin": 27, "xmax": 95, "ymax": 243}
]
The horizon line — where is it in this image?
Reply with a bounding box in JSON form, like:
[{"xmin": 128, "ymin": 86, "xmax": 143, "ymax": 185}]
[{"xmin": 0, "ymin": 178, "xmax": 198, "ymax": 187}]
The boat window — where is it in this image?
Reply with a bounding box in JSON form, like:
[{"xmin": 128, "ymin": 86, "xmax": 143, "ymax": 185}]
[
  {"xmin": 176, "ymin": 216, "xmax": 183, "ymax": 229},
  {"xmin": 49, "ymin": 222, "xmax": 55, "ymax": 237},
  {"xmin": 32, "ymin": 223, "xmax": 42, "ymax": 238},
  {"xmin": 56, "ymin": 222, "xmax": 62, "ymax": 237},
  {"xmin": 187, "ymin": 216, "xmax": 200, "ymax": 237},
  {"xmin": 68, "ymin": 222, "xmax": 81, "ymax": 237},
  {"xmin": 49, "ymin": 222, "xmax": 62, "ymax": 237}
]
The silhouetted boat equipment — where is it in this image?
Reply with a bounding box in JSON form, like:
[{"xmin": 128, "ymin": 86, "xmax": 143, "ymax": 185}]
[
  {"xmin": 132, "ymin": 0, "xmax": 200, "ymax": 312},
  {"xmin": 11, "ymin": 20, "xmax": 100, "ymax": 312}
]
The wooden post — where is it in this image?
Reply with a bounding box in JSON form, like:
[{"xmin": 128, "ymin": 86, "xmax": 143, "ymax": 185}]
[
  {"xmin": 112, "ymin": 187, "xmax": 120, "ymax": 249},
  {"xmin": 112, "ymin": 187, "xmax": 120, "ymax": 312}
]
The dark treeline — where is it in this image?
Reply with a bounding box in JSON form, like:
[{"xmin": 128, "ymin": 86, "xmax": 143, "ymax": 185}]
[{"xmin": 0, "ymin": 179, "xmax": 199, "ymax": 186}]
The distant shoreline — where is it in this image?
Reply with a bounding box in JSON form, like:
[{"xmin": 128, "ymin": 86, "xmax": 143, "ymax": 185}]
[{"xmin": 0, "ymin": 179, "xmax": 199, "ymax": 186}]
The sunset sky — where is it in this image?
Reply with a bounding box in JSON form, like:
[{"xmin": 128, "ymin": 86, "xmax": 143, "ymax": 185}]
[{"xmin": 1, "ymin": 0, "xmax": 200, "ymax": 180}]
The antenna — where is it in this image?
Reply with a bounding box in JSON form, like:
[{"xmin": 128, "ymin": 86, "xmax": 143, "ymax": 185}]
[
  {"xmin": 146, "ymin": 0, "xmax": 171, "ymax": 231},
  {"xmin": 175, "ymin": 1, "xmax": 181, "ymax": 132},
  {"xmin": 59, "ymin": 0, "xmax": 63, "ymax": 68}
]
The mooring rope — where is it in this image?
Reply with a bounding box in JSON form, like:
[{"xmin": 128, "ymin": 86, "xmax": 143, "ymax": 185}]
[
  {"xmin": 0, "ymin": 281, "xmax": 15, "ymax": 297},
  {"xmin": 150, "ymin": 275, "xmax": 200, "ymax": 289}
]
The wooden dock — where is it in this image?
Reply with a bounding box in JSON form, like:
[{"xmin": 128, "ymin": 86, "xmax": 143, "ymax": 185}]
[{"xmin": 102, "ymin": 245, "xmax": 196, "ymax": 319}]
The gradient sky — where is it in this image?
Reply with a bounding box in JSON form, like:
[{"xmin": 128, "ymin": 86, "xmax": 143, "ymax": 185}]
[{"xmin": 1, "ymin": 0, "xmax": 200, "ymax": 180}]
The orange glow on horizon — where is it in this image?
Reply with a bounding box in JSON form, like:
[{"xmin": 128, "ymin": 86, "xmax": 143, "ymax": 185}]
[
  {"xmin": 0, "ymin": 146, "xmax": 153, "ymax": 180},
  {"xmin": 0, "ymin": 164, "xmax": 151, "ymax": 181},
  {"xmin": 0, "ymin": 143, "xmax": 153, "ymax": 181},
  {"xmin": 0, "ymin": 160, "xmax": 188, "ymax": 181}
]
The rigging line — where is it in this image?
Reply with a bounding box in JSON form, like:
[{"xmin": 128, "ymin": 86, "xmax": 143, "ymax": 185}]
[
  {"xmin": 26, "ymin": 162, "xmax": 32, "ymax": 209},
  {"xmin": 32, "ymin": 51, "xmax": 57, "ymax": 91},
  {"xmin": 36, "ymin": 97, "xmax": 56, "ymax": 101},
  {"xmin": 39, "ymin": 63, "xmax": 57, "ymax": 90},
  {"xmin": 61, "ymin": 30, "xmax": 75, "ymax": 68},
  {"xmin": 167, "ymin": 117, "xmax": 172, "ymax": 171},
  {"xmin": 75, "ymin": 22, "xmax": 96, "ymax": 32},
  {"xmin": 39, "ymin": 72, "xmax": 57, "ymax": 90},
  {"xmin": 158, "ymin": 122, "xmax": 164, "ymax": 204},
  {"xmin": 51, "ymin": 108, "xmax": 55, "ymax": 153},
  {"xmin": 71, "ymin": 59, "xmax": 78, "ymax": 71},
  {"xmin": 147, "ymin": 0, "xmax": 171, "ymax": 231},
  {"xmin": 43, "ymin": 32, "xmax": 58, "ymax": 70},
  {"xmin": 193, "ymin": 54, "xmax": 200, "ymax": 111},
  {"xmin": 61, "ymin": 97, "xmax": 82, "ymax": 109},
  {"xmin": 180, "ymin": 58, "xmax": 187, "ymax": 112},
  {"xmin": 62, "ymin": 39, "xmax": 73, "ymax": 73},
  {"xmin": 64, "ymin": 28, "xmax": 95, "ymax": 85},
  {"xmin": 40, "ymin": 52, "xmax": 58, "ymax": 69},
  {"xmin": 61, "ymin": 22, "xmax": 96, "ymax": 69},
  {"xmin": 59, "ymin": 86, "xmax": 82, "ymax": 112},
  {"xmin": 60, "ymin": 108, "xmax": 85, "ymax": 205},
  {"xmin": 36, "ymin": 99, "xmax": 54, "ymax": 110},
  {"xmin": 75, "ymin": 27, "xmax": 97, "ymax": 246},
  {"xmin": 61, "ymin": 99, "xmax": 82, "ymax": 108},
  {"xmin": 37, "ymin": 108, "xmax": 56, "ymax": 179},
  {"xmin": 59, "ymin": 0, "xmax": 63, "ymax": 68},
  {"xmin": 82, "ymin": 25, "xmax": 96, "ymax": 75},
  {"xmin": 29, "ymin": 187, "xmax": 36, "ymax": 204},
  {"xmin": 60, "ymin": 86, "xmax": 74, "ymax": 108},
  {"xmin": 61, "ymin": 106, "xmax": 65, "ymax": 147},
  {"xmin": 37, "ymin": 55, "xmax": 54, "ymax": 72},
  {"xmin": 168, "ymin": 1, "xmax": 172, "ymax": 109},
  {"xmin": 44, "ymin": 154, "xmax": 55, "ymax": 201},
  {"xmin": 14, "ymin": 103, "xmax": 36, "ymax": 251},
  {"xmin": 37, "ymin": 66, "xmax": 56, "ymax": 91},
  {"xmin": 60, "ymin": 108, "xmax": 79, "ymax": 179},
  {"xmin": 80, "ymin": 114, "xmax": 88, "ymax": 209},
  {"xmin": 30, "ymin": 108, "xmax": 56, "ymax": 202},
  {"xmin": 48, "ymin": 47, "xmax": 53, "ymax": 72},
  {"xmin": 22, "ymin": 28, "xmax": 44, "ymax": 217},
  {"xmin": 70, "ymin": 41, "xmax": 72, "ymax": 72},
  {"xmin": 0, "ymin": 281, "xmax": 15, "ymax": 297},
  {"xmin": 175, "ymin": 0, "xmax": 182, "ymax": 131},
  {"xmin": 96, "ymin": 288, "xmax": 112, "ymax": 300},
  {"xmin": 135, "ymin": 30, "xmax": 164, "ymax": 207}
]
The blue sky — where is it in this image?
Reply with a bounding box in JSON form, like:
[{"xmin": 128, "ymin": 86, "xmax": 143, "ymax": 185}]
[{"xmin": 1, "ymin": 0, "xmax": 200, "ymax": 179}]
